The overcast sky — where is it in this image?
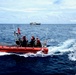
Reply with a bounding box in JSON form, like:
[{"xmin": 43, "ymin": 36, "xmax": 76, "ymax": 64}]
[{"xmin": 0, "ymin": 0, "xmax": 76, "ymax": 24}]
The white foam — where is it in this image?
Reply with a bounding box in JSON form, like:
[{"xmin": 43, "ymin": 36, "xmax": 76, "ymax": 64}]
[
  {"xmin": 18, "ymin": 50, "xmax": 48, "ymax": 58},
  {"xmin": 47, "ymin": 39, "xmax": 75, "ymax": 55},
  {"xmin": 68, "ymin": 52, "xmax": 76, "ymax": 61},
  {"xmin": 68, "ymin": 43, "xmax": 76, "ymax": 61},
  {"xmin": 0, "ymin": 52, "xmax": 11, "ymax": 56}
]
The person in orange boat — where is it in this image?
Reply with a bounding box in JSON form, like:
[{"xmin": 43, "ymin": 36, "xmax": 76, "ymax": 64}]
[
  {"xmin": 14, "ymin": 28, "xmax": 22, "ymax": 46},
  {"xmin": 21, "ymin": 36, "xmax": 28, "ymax": 47},
  {"xmin": 29, "ymin": 36, "xmax": 35, "ymax": 47},
  {"xmin": 35, "ymin": 37, "xmax": 42, "ymax": 47},
  {"xmin": 14, "ymin": 31, "xmax": 22, "ymax": 46}
]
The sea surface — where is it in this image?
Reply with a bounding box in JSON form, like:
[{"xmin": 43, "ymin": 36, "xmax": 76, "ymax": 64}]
[{"xmin": 0, "ymin": 24, "xmax": 76, "ymax": 75}]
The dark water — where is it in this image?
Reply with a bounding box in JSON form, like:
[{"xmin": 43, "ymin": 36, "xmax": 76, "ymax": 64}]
[{"xmin": 0, "ymin": 24, "xmax": 76, "ymax": 75}]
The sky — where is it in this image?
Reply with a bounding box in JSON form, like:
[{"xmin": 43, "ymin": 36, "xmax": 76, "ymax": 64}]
[{"xmin": 0, "ymin": 0, "xmax": 76, "ymax": 24}]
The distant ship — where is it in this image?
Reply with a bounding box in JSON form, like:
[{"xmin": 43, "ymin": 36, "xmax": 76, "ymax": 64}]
[{"xmin": 30, "ymin": 22, "xmax": 41, "ymax": 25}]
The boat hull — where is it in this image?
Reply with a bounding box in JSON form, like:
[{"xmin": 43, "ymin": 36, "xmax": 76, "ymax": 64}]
[{"xmin": 0, "ymin": 46, "xmax": 48, "ymax": 54}]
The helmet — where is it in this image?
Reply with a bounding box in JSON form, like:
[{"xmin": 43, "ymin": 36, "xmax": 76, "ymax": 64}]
[
  {"xmin": 23, "ymin": 36, "xmax": 26, "ymax": 40},
  {"xmin": 31, "ymin": 36, "xmax": 35, "ymax": 40}
]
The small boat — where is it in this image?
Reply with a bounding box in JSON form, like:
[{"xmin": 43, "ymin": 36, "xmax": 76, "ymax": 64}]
[
  {"xmin": 0, "ymin": 45, "xmax": 48, "ymax": 54},
  {"xmin": 0, "ymin": 28, "xmax": 48, "ymax": 54}
]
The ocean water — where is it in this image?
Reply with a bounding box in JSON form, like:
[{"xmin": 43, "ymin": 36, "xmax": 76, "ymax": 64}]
[{"xmin": 0, "ymin": 24, "xmax": 76, "ymax": 75}]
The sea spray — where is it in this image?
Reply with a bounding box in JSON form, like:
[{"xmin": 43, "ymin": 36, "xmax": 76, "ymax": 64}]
[
  {"xmin": 48, "ymin": 39, "xmax": 75, "ymax": 55},
  {"xmin": 68, "ymin": 43, "xmax": 76, "ymax": 61}
]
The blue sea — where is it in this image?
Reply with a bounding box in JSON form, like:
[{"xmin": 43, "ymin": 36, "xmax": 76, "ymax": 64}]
[{"xmin": 0, "ymin": 24, "xmax": 76, "ymax": 75}]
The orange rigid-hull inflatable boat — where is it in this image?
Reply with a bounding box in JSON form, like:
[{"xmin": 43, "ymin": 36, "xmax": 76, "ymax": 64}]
[{"xmin": 0, "ymin": 45, "xmax": 48, "ymax": 54}]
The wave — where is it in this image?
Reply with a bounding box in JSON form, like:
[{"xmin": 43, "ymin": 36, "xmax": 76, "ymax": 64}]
[
  {"xmin": 48, "ymin": 39, "xmax": 75, "ymax": 54},
  {"xmin": 0, "ymin": 39, "xmax": 76, "ymax": 61},
  {"xmin": 71, "ymin": 27, "xmax": 76, "ymax": 34},
  {"xmin": 68, "ymin": 43, "xmax": 76, "ymax": 61},
  {"xmin": 0, "ymin": 52, "xmax": 11, "ymax": 56}
]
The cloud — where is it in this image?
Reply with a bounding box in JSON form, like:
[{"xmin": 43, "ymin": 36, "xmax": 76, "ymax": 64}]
[
  {"xmin": 0, "ymin": 7, "xmax": 48, "ymax": 13},
  {"xmin": 29, "ymin": 0, "xmax": 53, "ymax": 5},
  {"xmin": 63, "ymin": 0, "xmax": 76, "ymax": 5},
  {"xmin": 60, "ymin": 0, "xmax": 76, "ymax": 9},
  {"xmin": 70, "ymin": 20, "xmax": 76, "ymax": 22},
  {"xmin": 0, "ymin": 0, "xmax": 76, "ymax": 24},
  {"xmin": 53, "ymin": 0, "xmax": 62, "ymax": 4}
]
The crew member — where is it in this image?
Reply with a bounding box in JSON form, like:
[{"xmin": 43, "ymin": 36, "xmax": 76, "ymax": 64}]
[
  {"xmin": 35, "ymin": 37, "xmax": 42, "ymax": 47},
  {"xmin": 21, "ymin": 36, "xmax": 28, "ymax": 47},
  {"xmin": 14, "ymin": 28, "xmax": 22, "ymax": 46},
  {"xmin": 29, "ymin": 36, "xmax": 35, "ymax": 47},
  {"xmin": 15, "ymin": 32, "xmax": 22, "ymax": 46}
]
